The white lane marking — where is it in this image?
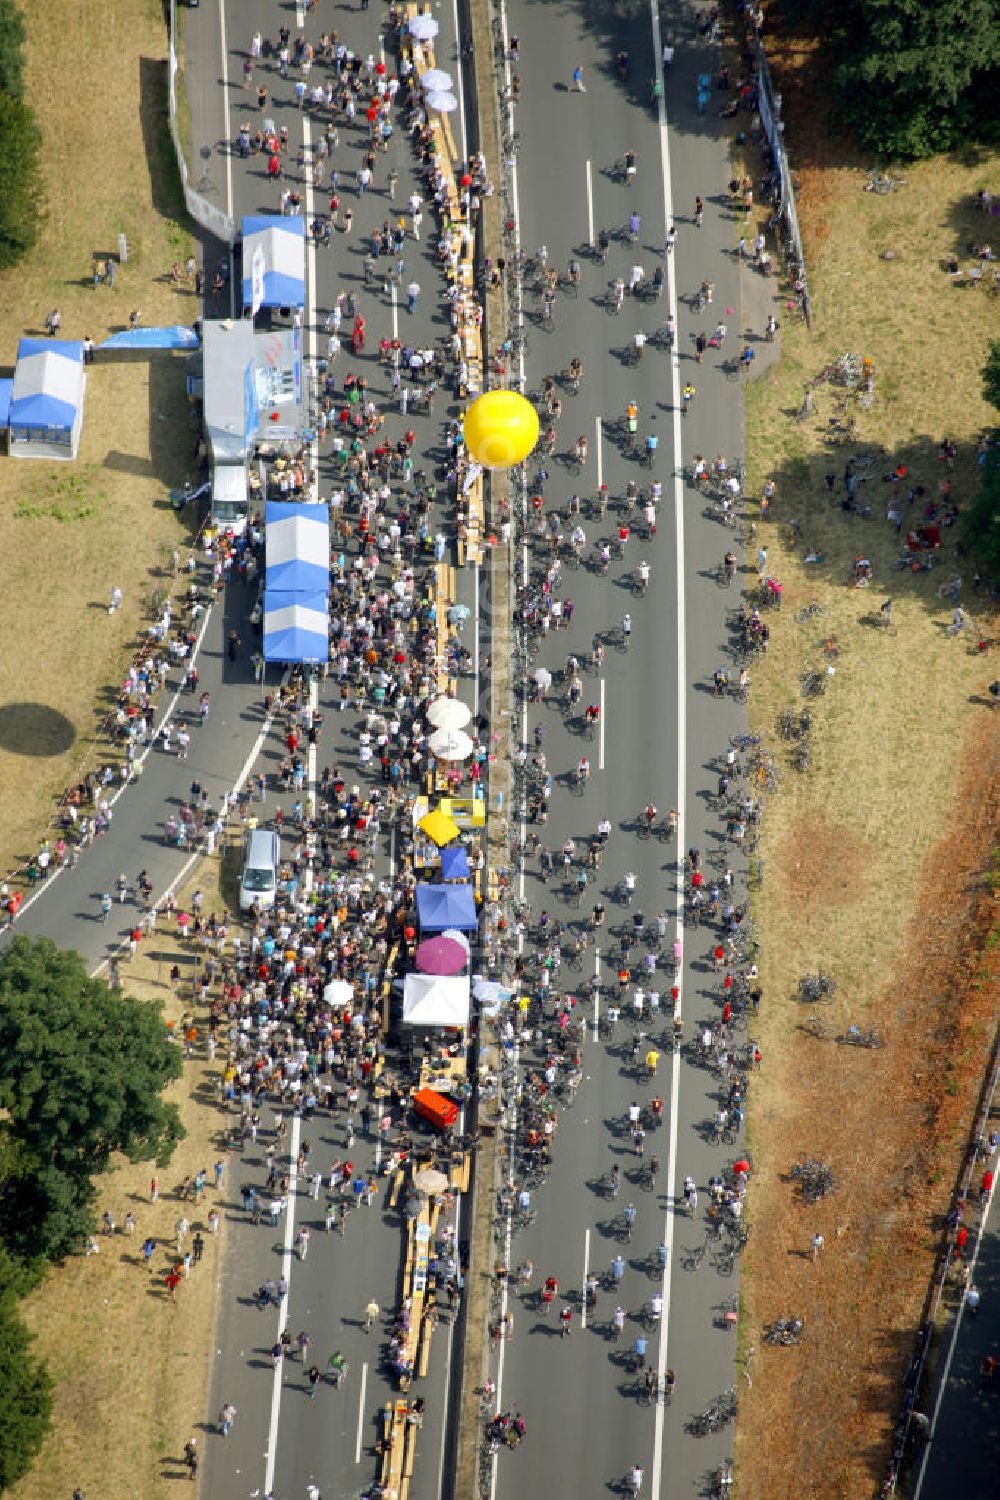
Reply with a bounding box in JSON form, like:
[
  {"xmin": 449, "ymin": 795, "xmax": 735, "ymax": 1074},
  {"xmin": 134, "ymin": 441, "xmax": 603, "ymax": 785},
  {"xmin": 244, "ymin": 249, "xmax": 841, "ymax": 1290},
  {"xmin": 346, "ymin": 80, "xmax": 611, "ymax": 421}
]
[
  {"xmin": 592, "ymin": 945, "xmax": 601, "ymax": 1041},
  {"xmin": 650, "ymin": 2, "xmax": 687, "ymax": 1494},
  {"xmin": 263, "ymin": 1113, "xmax": 302, "ymax": 1495},
  {"xmin": 451, "ymin": 0, "xmax": 468, "ymax": 162},
  {"xmin": 295, "ymin": 0, "xmax": 305, "ymax": 27},
  {"xmin": 585, "ymin": 158, "xmax": 594, "ymax": 247},
  {"xmin": 598, "ymin": 676, "xmax": 606, "ymax": 771},
  {"xmin": 218, "ymin": 0, "xmax": 235, "ymax": 316},
  {"xmin": 355, "ymin": 1362, "xmax": 368, "ymax": 1464},
  {"xmin": 581, "ymin": 1227, "xmax": 591, "ymax": 1329},
  {"xmin": 595, "ymin": 414, "xmax": 603, "ymax": 493}
]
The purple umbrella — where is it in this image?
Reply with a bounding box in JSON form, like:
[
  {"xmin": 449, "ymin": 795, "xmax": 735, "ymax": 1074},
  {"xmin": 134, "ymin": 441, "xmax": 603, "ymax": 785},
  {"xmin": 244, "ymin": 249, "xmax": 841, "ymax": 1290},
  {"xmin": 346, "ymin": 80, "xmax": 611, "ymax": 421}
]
[{"xmin": 415, "ymin": 935, "xmax": 468, "ymax": 975}]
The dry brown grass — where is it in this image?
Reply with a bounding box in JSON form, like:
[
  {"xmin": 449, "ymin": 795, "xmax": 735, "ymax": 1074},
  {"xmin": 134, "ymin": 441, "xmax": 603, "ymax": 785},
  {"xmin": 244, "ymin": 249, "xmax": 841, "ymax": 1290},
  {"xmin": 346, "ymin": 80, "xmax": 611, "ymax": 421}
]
[
  {"xmin": 11, "ymin": 849, "xmax": 235, "ymax": 1500},
  {"xmin": 0, "ymin": 0, "xmax": 202, "ymax": 876},
  {"xmin": 732, "ymin": 47, "xmax": 1000, "ymax": 1500}
]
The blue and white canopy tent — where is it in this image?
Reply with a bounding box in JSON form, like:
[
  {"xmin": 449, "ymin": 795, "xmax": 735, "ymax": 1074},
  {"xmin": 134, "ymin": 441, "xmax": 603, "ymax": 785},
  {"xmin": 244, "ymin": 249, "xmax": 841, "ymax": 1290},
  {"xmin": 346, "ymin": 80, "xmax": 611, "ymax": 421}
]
[
  {"xmin": 264, "ymin": 501, "xmax": 330, "ymax": 592},
  {"xmin": 241, "ymin": 215, "xmax": 306, "ymax": 313},
  {"xmin": 9, "ymin": 338, "xmax": 86, "ymax": 459},
  {"xmin": 414, "ymin": 883, "xmax": 479, "ymax": 934},
  {"xmin": 263, "ymin": 590, "xmax": 329, "ymax": 664}
]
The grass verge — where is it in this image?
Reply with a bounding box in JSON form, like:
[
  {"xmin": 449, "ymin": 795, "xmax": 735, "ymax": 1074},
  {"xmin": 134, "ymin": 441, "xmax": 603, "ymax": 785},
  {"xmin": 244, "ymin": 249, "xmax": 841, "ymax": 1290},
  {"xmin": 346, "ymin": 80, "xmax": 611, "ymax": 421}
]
[
  {"xmin": 731, "ymin": 34, "xmax": 1000, "ymax": 1500},
  {"xmin": 10, "ymin": 848, "xmax": 233, "ymax": 1500},
  {"xmin": 0, "ymin": 0, "xmax": 204, "ymax": 878}
]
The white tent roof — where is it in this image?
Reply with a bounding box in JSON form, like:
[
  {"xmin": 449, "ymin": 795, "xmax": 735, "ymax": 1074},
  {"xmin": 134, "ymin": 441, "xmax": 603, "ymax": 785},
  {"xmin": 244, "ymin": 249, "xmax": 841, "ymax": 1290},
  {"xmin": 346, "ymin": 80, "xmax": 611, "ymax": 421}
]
[
  {"xmin": 402, "ymin": 973, "xmax": 471, "ymax": 1027},
  {"xmin": 263, "ymin": 590, "xmax": 329, "ymax": 663},
  {"xmin": 264, "ymin": 501, "xmax": 330, "ymax": 593},
  {"xmin": 242, "ymin": 215, "xmax": 306, "ymax": 309},
  {"xmin": 10, "ymin": 339, "xmax": 84, "ymax": 429}
]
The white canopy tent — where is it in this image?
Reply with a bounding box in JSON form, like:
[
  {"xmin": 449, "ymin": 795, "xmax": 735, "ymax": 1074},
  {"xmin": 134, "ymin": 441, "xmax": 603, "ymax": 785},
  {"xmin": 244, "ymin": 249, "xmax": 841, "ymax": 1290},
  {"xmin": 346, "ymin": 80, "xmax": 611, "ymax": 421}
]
[{"xmin": 402, "ymin": 973, "xmax": 471, "ymax": 1028}]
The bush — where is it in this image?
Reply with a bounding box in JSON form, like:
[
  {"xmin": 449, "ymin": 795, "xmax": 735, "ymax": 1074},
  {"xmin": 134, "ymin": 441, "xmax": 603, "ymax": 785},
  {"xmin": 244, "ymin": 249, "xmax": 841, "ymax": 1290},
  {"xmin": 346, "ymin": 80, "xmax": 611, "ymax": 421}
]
[
  {"xmin": 0, "ymin": 0, "xmax": 26, "ymax": 98},
  {"xmin": 0, "ymin": 91, "xmax": 43, "ymax": 267}
]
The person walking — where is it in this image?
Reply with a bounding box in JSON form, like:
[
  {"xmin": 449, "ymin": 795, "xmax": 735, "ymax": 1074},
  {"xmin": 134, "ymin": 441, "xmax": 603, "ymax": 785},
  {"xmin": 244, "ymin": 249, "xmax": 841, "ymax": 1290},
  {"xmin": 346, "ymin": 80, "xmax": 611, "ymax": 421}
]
[
  {"xmin": 219, "ymin": 1402, "xmax": 237, "ymax": 1436},
  {"xmin": 811, "ymin": 1232, "xmax": 825, "ymax": 1263},
  {"xmin": 406, "ymin": 280, "xmax": 420, "ymax": 313},
  {"xmin": 571, "ymin": 65, "xmax": 587, "ymax": 92},
  {"xmin": 364, "ymin": 1297, "xmax": 380, "ymax": 1333}
]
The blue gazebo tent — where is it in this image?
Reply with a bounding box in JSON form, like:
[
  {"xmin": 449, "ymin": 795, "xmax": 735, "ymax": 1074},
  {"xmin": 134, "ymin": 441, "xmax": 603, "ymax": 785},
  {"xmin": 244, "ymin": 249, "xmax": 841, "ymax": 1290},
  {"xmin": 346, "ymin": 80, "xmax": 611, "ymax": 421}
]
[
  {"xmin": 414, "ymin": 883, "xmax": 478, "ymax": 933},
  {"xmin": 9, "ymin": 338, "xmax": 86, "ymax": 459},
  {"xmin": 263, "ymin": 590, "xmax": 329, "ymax": 664},
  {"xmin": 440, "ymin": 845, "xmax": 471, "ymax": 880},
  {"xmin": 242, "ymin": 215, "xmax": 306, "ymax": 311},
  {"xmin": 264, "ymin": 501, "xmax": 330, "ymax": 593}
]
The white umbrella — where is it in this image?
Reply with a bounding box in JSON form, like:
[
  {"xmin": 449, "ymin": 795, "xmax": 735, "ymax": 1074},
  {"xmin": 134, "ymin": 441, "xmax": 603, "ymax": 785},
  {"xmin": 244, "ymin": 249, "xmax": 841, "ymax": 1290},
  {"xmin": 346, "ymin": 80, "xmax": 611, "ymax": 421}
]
[
  {"xmin": 426, "ymin": 90, "xmax": 458, "ymax": 113},
  {"xmin": 324, "ymin": 979, "xmax": 354, "ymax": 1005},
  {"xmin": 408, "ymin": 13, "xmax": 439, "ymax": 39},
  {"xmin": 413, "ymin": 1165, "xmax": 451, "ymax": 1196},
  {"xmin": 428, "ymin": 727, "xmax": 474, "ymax": 761},
  {"xmin": 422, "ymin": 68, "xmax": 453, "ymax": 92},
  {"xmin": 427, "ymin": 697, "xmax": 472, "ymax": 731}
]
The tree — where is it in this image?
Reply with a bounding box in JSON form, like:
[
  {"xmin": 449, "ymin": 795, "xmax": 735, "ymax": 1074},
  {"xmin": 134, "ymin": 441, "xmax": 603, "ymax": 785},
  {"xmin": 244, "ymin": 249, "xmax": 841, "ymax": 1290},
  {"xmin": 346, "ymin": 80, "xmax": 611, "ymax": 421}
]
[
  {"xmin": 0, "ymin": 0, "xmax": 27, "ymax": 98},
  {"xmin": 0, "ymin": 92, "xmax": 42, "ymax": 268},
  {"xmin": 0, "ymin": 1291, "xmax": 52, "ymax": 1490},
  {"xmin": 831, "ymin": 0, "xmax": 1000, "ymax": 157},
  {"xmin": 0, "ymin": 937, "xmax": 184, "ymax": 1261},
  {"xmin": 983, "ymin": 340, "xmax": 1000, "ymax": 413}
]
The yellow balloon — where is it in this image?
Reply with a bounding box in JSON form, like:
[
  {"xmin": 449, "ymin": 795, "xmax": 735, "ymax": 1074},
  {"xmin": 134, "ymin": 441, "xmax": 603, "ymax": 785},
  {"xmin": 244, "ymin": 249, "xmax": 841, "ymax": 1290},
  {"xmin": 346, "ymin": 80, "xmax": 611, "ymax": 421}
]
[{"xmin": 463, "ymin": 390, "xmax": 539, "ymax": 469}]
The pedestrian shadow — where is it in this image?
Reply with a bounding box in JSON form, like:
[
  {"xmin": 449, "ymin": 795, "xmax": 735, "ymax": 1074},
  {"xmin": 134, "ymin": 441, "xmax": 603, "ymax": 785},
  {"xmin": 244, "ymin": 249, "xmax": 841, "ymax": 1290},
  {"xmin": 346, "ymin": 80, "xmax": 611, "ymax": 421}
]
[{"xmin": 529, "ymin": 1321, "xmax": 565, "ymax": 1336}]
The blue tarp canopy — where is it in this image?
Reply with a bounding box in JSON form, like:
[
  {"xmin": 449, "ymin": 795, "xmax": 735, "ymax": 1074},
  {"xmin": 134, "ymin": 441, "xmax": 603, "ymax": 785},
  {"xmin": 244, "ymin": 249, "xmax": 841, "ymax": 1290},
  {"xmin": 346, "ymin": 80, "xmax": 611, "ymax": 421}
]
[
  {"xmin": 440, "ymin": 845, "xmax": 470, "ymax": 880},
  {"xmin": 0, "ymin": 378, "xmax": 12, "ymax": 428},
  {"xmin": 10, "ymin": 338, "xmax": 84, "ymax": 429},
  {"xmin": 99, "ymin": 326, "xmax": 200, "ymax": 350},
  {"xmin": 263, "ymin": 590, "xmax": 329, "ymax": 663},
  {"xmin": 242, "ymin": 215, "xmax": 306, "ymax": 310},
  {"xmin": 265, "ymin": 501, "xmax": 330, "ymax": 593},
  {"xmin": 414, "ymin": 883, "xmax": 478, "ymax": 933}
]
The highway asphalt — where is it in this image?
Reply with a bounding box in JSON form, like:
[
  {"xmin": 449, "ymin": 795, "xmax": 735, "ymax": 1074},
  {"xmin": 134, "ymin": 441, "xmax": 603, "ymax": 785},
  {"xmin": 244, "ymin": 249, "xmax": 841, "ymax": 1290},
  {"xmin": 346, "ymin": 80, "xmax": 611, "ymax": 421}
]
[
  {"xmin": 184, "ymin": 1, "xmax": 479, "ymax": 1498},
  {"xmin": 483, "ymin": 3, "xmax": 753, "ymax": 1500},
  {"xmin": 6, "ymin": 0, "xmax": 756, "ymax": 1496}
]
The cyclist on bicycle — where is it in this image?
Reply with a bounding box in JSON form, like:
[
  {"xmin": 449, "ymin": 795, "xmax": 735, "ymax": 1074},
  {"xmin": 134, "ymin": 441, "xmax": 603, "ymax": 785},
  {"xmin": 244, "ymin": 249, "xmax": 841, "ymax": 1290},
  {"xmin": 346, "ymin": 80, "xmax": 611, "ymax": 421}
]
[
  {"xmin": 576, "ymin": 756, "xmax": 590, "ymax": 785},
  {"xmin": 637, "ymin": 559, "xmax": 650, "ymax": 592},
  {"xmin": 664, "ymin": 313, "xmax": 676, "ymax": 348},
  {"xmin": 713, "ymin": 666, "xmax": 729, "ymax": 697},
  {"xmin": 585, "ymin": 702, "xmax": 601, "ymax": 730},
  {"xmin": 611, "ymin": 1253, "xmax": 626, "ymax": 1284},
  {"xmin": 613, "ymin": 1303, "xmax": 626, "ymax": 1337},
  {"xmin": 633, "ymin": 330, "xmax": 648, "ymax": 362},
  {"xmin": 598, "ymin": 541, "xmax": 611, "ymax": 573},
  {"xmin": 682, "ymin": 382, "xmax": 697, "ymax": 414},
  {"xmin": 623, "ymin": 1202, "xmax": 637, "ymax": 1238},
  {"xmin": 567, "ymin": 258, "xmax": 581, "ymax": 285},
  {"xmin": 612, "ymin": 278, "xmax": 625, "ymax": 312},
  {"xmin": 574, "ymin": 435, "xmax": 589, "ymax": 465},
  {"xmin": 629, "ymin": 211, "xmax": 641, "ymax": 241},
  {"xmin": 610, "ymin": 1163, "xmax": 621, "ymax": 1196},
  {"xmin": 623, "ymin": 870, "xmax": 637, "ymax": 903},
  {"xmin": 643, "ymin": 428, "xmax": 657, "ymax": 458},
  {"xmin": 567, "ymin": 355, "xmax": 584, "ymax": 388},
  {"xmin": 598, "ymin": 227, "xmax": 610, "ymax": 262},
  {"xmin": 643, "ymin": 802, "xmax": 657, "ymax": 832},
  {"xmin": 622, "ymin": 612, "xmax": 632, "ymax": 644},
  {"xmin": 666, "ymin": 807, "xmax": 678, "ymax": 835},
  {"xmin": 724, "ymin": 550, "xmax": 737, "ymax": 584},
  {"xmin": 624, "ymin": 148, "xmax": 638, "ymax": 180},
  {"xmin": 628, "ymin": 1466, "xmax": 644, "ymax": 1497}
]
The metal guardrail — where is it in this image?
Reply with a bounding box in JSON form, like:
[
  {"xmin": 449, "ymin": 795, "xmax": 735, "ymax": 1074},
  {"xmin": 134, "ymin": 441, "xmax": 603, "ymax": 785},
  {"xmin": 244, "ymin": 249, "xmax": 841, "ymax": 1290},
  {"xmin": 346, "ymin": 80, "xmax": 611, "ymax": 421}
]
[
  {"xmin": 752, "ymin": 36, "xmax": 809, "ymax": 326},
  {"xmin": 168, "ymin": 0, "xmax": 236, "ymax": 246},
  {"xmin": 881, "ymin": 1024, "xmax": 1000, "ymax": 1496}
]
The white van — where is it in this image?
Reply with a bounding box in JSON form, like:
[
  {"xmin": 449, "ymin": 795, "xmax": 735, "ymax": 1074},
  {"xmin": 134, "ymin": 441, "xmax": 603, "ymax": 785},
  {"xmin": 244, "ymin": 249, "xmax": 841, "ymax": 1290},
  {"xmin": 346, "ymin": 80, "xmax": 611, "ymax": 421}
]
[{"xmin": 239, "ymin": 828, "xmax": 280, "ymax": 911}]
